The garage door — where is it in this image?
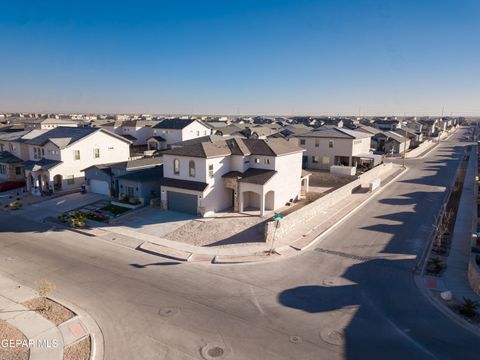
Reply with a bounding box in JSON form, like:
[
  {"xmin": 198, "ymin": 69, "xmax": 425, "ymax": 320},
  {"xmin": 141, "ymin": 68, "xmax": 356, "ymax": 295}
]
[
  {"xmin": 89, "ymin": 179, "xmax": 110, "ymax": 196},
  {"xmin": 167, "ymin": 191, "xmax": 197, "ymax": 214}
]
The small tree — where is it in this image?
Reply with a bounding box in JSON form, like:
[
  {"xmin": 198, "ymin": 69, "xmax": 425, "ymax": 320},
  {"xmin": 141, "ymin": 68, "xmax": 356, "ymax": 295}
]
[
  {"xmin": 459, "ymin": 297, "xmax": 479, "ymax": 318},
  {"xmin": 35, "ymin": 279, "xmax": 56, "ymax": 311}
]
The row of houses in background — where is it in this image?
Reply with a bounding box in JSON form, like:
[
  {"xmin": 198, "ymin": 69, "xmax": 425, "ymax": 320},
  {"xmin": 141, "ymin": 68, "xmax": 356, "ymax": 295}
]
[{"xmin": 0, "ymin": 114, "xmax": 462, "ymax": 218}]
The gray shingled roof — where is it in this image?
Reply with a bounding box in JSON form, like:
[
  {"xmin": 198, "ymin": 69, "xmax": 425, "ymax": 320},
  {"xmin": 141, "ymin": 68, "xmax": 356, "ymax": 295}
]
[
  {"xmin": 153, "ymin": 119, "xmax": 196, "ymax": 129},
  {"xmin": 164, "ymin": 137, "xmax": 302, "ymax": 159},
  {"xmin": 19, "ymin": 127, "xmax": 98, "ymax": 147},
  {"xmin": 23, "ymin": 159, "xmax": 62, "ymax": 171},
  {"xmin": 0, "ymin": 151, "xmax": 22, "ymax": 164},
  {"xmin": 116, "ymin": 165, "xmax": 163, "ymax": 182},
  {"xmin": 160, "ymin": 177, "xmax": 209, "ymax": 192},
  {"xmin": 222, "ymin": 168, "xmax": 277, "ymax": 185},
  {"xmin": 296, "ymin": 127, "xmax": 371, "ymax": 139},
  {"xmin": 18, "ymin": 127, "xmax": 131, "ymax": 149}
]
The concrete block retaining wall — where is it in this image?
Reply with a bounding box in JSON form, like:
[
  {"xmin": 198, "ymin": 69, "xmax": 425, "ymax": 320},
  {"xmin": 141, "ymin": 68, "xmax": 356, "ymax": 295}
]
[
  {"xmin": 405, "ymin": 140, "xmax": 434, "ymax": 158},
  {"xmin": 264, "ymin": 162, "xmax": 393, "ymax": 242}
]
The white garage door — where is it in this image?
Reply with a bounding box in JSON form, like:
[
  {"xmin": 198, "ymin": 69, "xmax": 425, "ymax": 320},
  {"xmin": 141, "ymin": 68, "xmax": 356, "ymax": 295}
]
[{"xmin": 89, "ymin": 179, "xmax": 110, "ymax": 196}]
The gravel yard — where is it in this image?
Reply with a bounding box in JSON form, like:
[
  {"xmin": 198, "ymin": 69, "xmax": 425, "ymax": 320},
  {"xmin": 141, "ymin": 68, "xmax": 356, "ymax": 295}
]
[
  {"xmin": 308, "ymin": 170, "xmax": 355, "ymax": 193},
  {"xmin": 0, "ymin": 320, "xmax": 29, "ymax": 360},
  {"xmin": 23, "ymin": 298, "xmax": 75, "ymax": 326},
  {"xmin": 64, "ymin": 336, "xmax": 91, "ymax": 360},
  {"xmin": 165, "ymin": 215, "xmax": 268, "ymax": 247}
]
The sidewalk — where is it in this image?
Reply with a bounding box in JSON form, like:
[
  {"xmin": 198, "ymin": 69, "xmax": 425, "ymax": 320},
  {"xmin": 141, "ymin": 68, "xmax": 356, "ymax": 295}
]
[
  {"xmin": 52, "ymin": 164, "xmax": 406, "ymax": 264},
  {"xmin": 0, "ymin": 274, "xmax": 103, "ymax": 360},
  {"xmin": 417, "ymin": 143, "xmax": 480, "ymax": 334}
]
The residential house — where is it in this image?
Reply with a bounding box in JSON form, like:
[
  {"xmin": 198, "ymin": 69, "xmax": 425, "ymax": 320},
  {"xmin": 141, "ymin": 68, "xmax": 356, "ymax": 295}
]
[
  {"xmin": 295, "ymin": 127, "xmax": 379, "ymax": 171},
  {"xmin": 159, "ymin": 137, "xmax": 309, "ymax": 217},
  {"xmin": 23, "ymin": 118, "xmax": 81, "ymax": 131},
  {"xmin": 101, "ymin": 119, "xmax": 161, "ymax": 146},
  {"xmin": 13, "ymin": 127, "xmax": 131, "ymax": 195},
  {"xmin": 417, "ymin": 119, "xmax": 438, "ymax": 137},
  {"xmin": 371, "ymin": 131, "xmax": 411, "ymax": 154},
  {"xmin": 147, "ymin": 119, "xmax": 212, "ymax": 150},
  {"xmin": 0, "ymin": 151, "xmax": 24, "ymax": 182},
  {"xmin": 394, "ymin": 128, "xmax": 423, "ymax": 147},
  {"xmin": 372, "ymin": 119, "xmax": 401, "ymax": 131},
  {"xmin": 83, "ymin": 157, "xmax": 162, "ymax": 201}
]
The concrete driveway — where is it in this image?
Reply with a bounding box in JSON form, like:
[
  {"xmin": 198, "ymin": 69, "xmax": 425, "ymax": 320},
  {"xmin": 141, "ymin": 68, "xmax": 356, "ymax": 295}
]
[
  {"xmin": 97, "ymin": 208, "xmax": 196, "ymax": 240},
  {"xmin": 13, "ymin": 193, "xmax": 109, "ymax": 222}
]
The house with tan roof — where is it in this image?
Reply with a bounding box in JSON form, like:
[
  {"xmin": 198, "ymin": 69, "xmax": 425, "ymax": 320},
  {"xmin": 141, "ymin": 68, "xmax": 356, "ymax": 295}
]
[{"xmin": 159, "ymin": 137, "xmax": 309, "ymax": 217}]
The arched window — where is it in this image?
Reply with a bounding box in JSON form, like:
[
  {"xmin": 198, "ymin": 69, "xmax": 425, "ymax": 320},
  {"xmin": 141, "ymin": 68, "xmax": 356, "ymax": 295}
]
[
  {"xmin": 189, "ymin": 160, "xmax": 195, "ymax": 177},
  {"xmin": 173, "ymin": 159, "xmax": 180, "ymax": 174}
]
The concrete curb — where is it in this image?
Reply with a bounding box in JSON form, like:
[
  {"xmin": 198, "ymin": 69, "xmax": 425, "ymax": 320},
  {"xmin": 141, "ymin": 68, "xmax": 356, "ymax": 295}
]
[
  {"xmin": 51, "ymin": 296, "xmax": 105, "ymax": 360},
  {"xmin": 0, "ymin": 273, "xmax": 104, "ymax": 360},
  {"xmin": 414, "ymin": 275, "xmax": 480, "ymax": 337},
  {"xmin": 136, "ymin": 166, "xmax": 408, "ymax": 265}
]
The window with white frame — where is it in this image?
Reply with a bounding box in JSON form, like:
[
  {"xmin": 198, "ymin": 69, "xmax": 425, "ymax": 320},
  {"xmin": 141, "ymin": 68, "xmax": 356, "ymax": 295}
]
[
  {"xmin": 74, "ymin": 150, "xmax": 80, "ymax": 160},
  {"xmin": 189, "ymin": 160, "xmax": 196, "ymax": 177},
  {"xmin": 254, "ymin": 158, "xmax": 260, "ymax": 163},
  {"xmin": 315, "ymin": 140, "xmax": 319, "ymax": 147},
  {"xmin": 94, "ymin": 148, "xmax": 100, "ymax": 158},
  {"xmin": 208, "ymin": 164, "xmax": 214, "ymax": 178},
  {"xmin": 173, "ymin": 159, "xmax": 180, "ymax": 174},
  {"xmin": 328, "ymin": 140, "xmax": 334, "ymax": 148},
  {"xmin": 264, "ymin": 158, "xmax": 270, "ymax": 164},
  {"xmin": 299, "ymin": 139, "xmax": 306, "ymax": 145},
  {"xmin": 312, "ymin": 156, "xmax": 319, "ymax": 163},
  {"xmin": 0, "ymin": 165, "xmax": 6, "ymax": 174}
]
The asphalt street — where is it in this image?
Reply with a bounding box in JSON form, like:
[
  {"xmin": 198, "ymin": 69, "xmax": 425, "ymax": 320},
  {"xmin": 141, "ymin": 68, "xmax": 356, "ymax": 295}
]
[{"xmin": 0, "ymin": 127, "xmax": 478, "ymax": 360}]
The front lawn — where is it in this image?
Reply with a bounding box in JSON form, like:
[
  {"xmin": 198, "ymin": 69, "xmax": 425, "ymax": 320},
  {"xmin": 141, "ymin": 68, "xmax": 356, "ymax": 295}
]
[{"xmin": 100, "ymin": 204, "xmax": 130, "ymax": 216}]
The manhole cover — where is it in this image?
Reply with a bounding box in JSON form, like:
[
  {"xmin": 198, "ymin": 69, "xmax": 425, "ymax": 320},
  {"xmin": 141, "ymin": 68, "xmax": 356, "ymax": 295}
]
[
  {"xmin": 201, "ymin": 344, "xmax": 227, "ymax": 359},
  {"xmin": 289, "ymin": 335, "xmax": 302, "ymax": 344},
  {"xmin": 320, "ymin": 328, "xmax": 344, "ymax": 346},
  {"xmin": 158, "ymin": 307, "xmax": 179, "ymax": 317}
]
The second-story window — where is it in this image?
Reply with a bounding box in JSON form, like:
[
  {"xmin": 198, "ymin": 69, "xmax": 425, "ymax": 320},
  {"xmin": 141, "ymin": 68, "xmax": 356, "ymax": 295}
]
[
  {"xmin": 208, "ymin": 164, "xmax": 214, "ymax": 178},
  {"xmin": 315, "ymin": 140, "xmax": 319, "ymax": 147},
  {"xmin": 299, "ymin": 139, "xmax": 306, "ymax": 145},
  {"xmin": 74, "ymin": 150, "xmax": 80, "ymax": 160},
  {"xmin": 189, "ymin": 160, "xmax": 196, "ymax": 177},
  {"xmin": 173, "ymin": 159, "xmax": 180, "ymax": 174},
  {"xmin": 264, "ymin": 159, "xmax": 270, "ymax": 164},
  {"xmin": 329, "ymin": 140, "xmax": 334, "ymax": 148},
  {"xmin": 94, "ymin": 148, "xmax": 100, "ymax": 158}
]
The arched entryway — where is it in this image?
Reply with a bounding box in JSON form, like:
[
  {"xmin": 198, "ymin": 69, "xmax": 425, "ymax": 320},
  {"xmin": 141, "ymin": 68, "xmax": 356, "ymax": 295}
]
[
  {"xmin": 265, "ymin": 190, "xmax": 275, "ymax": 211},
  {"xmin": 240, "ymin": 190, "xmax": 264, "ymax": 216},
  {"xmin": 53, "ymin": 174, "xmax": 63, "ymax": 191}
]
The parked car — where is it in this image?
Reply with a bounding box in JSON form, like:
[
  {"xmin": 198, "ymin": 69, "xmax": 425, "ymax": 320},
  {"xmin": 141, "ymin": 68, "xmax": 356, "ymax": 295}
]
[{"xmin": 0, "ymin": 180, "xmax": 26, "ymax": 193}]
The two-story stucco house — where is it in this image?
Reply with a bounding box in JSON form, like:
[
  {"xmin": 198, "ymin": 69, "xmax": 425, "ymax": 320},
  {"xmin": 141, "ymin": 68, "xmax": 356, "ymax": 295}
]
[
  {"xmin": 15, "ymin": 127, "xmax": 131, "ymax": 195},
  {"xmin": 295, "ymin": 127, "xmax": 378, "ymax": 170},
  {"xmin": 147, "ymin": 119, "xmax": 212, "ymax": 151},
  {"xmin": 101, "ymin": 119, "xmax": 160, "ymax": 146},
  {"xmin": 159, "ymin": 137, "xmax": 309, "ymax": 217}
]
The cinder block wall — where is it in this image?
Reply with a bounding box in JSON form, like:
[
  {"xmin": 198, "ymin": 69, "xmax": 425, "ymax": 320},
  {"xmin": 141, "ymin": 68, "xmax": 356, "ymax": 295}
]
[{"xmin": 264, "ymin": 163, "xmax": 393, "ymax": 242}]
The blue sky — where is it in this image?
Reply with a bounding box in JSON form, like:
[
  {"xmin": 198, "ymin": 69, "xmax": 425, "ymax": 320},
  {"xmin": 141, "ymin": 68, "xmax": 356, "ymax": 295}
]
[{"xmin": 0, "ymin": 0, "xmax": 478, "ymax": 115}]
